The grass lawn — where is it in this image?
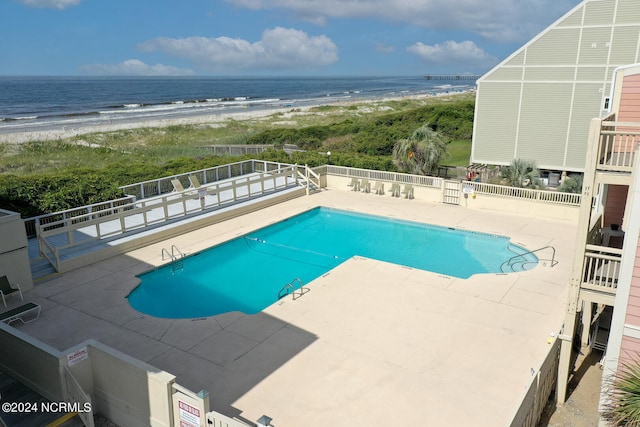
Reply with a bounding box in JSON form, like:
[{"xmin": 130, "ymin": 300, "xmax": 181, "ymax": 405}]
[{"xmin": 446, "ymin": 139, "xmax": 471, "ymax": 167}]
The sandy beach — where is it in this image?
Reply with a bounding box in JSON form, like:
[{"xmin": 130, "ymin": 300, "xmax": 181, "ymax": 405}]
[
  {"xmin": 0, "ymin": 91, "xmax": 473, "ymax": 145},
  {"xmin": 0, "ymin": 105, "xmax": 299, "ymax": 144}
]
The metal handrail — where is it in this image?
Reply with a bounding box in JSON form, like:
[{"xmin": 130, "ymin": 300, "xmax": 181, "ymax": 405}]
[
  {"xmin": 161, "ymin": 248, "xmax": 175, "ymax": 261},
  {"xmin": 278, "ymin": 278, "xmax": 306, "ymax": 300},
  {"xmin": 171, "ymin": 245, "xmax": 184, "ymax": 259},
  {"xmin": 162, "ymin": 245, "xmax": 184, "ymax": 261},
  {"xmin": 277, "ymin": 283, "xmax": 294, "ymax": 299},
  {"xmin": 501, "ymin": 245, "xmax": 557, "ymax": 273},
  {"xmin": 162, "ymin": 245, "xmax": 185, "ymax": 273}
]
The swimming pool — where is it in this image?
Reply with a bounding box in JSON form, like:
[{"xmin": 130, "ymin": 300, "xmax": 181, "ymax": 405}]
[{"xmin": 128, "ymin": 207, "xmax": 537, "ymax": 318}]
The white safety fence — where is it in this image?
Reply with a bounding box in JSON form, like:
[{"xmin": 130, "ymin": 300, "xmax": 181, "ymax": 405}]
[{"xmin": 37, "ymin": 165, "xmax": 307, "ymax": 272}]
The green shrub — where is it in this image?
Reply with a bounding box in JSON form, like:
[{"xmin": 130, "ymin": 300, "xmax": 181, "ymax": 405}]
[
  {"xmin": 559, "ymin": 174, "xmax": 583, "ymax": 193},
  {"xmin": 602, "ymin": 359, "xmax": 640, "ymax": 426},
  {"xmin": 0, "ymin": 96, "xmax": 474, "ymax": 216}
]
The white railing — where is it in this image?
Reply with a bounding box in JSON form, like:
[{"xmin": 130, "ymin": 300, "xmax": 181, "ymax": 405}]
[
  {"xmin": 470, "ymin": 181, "xmax": 581, "ymax": 206},
  {"xmin": 23, "ymin": 196, "xmax": 136, "ymax": 239},
  {"xmin": 206, "ymin": 411, "xmax": 252, "ymax": 427},
  {"xmin": 30, "ymin": 161, "xmax": 583, "ymax": 272},
  {"xmin": 327, "ymin": 165, "xmax": 581, "ymax": 206},
  {"xmin": 597, "ymin": 121, "xmax": 640, "ymax": 172},
  {"xmin": 27, "ymin": 162, "xmax": 581, "ymax": 244},
  {"xmin": 25, "ymin": 160, "xmax": 298, "ymax": 239},
  {"xmin": 62, "ymin": 365, "xmax": 95, "ymax": 427},
  {"xmin": 508, "ymin": 337, "xmax": 560, "ymax": 427},
  {"xmin": 297, "ymin": 166, "xmax": 321, "ymax": 193},
  {"xmin": 38, "ymin": 166, "xmax": 305, "ymax": 271},
  {"xmin": 119, "ymin": 160, "xmax": 295, "ymax": 200},
  {"xmin": 327, "ymin": 165, "xmax": 443, "ymax": 188},
  {"xmin": 40, "ymin": 236, "xmax": 59, "ymax": 270},
  {"xmin": 580, "ymin": 244, "xmax": 622, "ymax": 295}
]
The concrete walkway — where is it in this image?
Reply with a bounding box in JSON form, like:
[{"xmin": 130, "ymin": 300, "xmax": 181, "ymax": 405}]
[{"xmin": 12, "ymin": 187, "xmax": 577, "ymax": 426}]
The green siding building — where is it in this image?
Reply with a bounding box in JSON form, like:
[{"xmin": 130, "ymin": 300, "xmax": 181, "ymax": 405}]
[{"xmin": 472, "ymin": 0, "xmax": 640, "ymax": 173}]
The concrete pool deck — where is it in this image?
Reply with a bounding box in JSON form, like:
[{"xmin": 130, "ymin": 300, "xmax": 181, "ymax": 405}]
[{"xmin": 14, "ymin": 187, "xmax": 576, "ymax": 426}]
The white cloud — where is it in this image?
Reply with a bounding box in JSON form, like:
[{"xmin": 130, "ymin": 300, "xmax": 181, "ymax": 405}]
[
  {"xmin": 138, "ymin": 27, "xmax": 338, "ymax": 72},
  {"xmin": 19, "ymin": 0, "xmax": 81, "ymax": 9},
  {"xmin": 224, "ymin": 0, "xmax": 580, "ymax": 43},
  {"xmin": 79, "ymin": 59, "xmax": 195, "ymax": 76},
  {"xmin": 407, "ymin": 40, "xmax": 498, "ymax": 68}
]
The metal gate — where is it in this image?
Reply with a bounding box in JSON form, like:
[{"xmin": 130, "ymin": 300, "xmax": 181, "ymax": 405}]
[{"xmin": 443, "ymin": 180, "xmax": 461, "ymax": 205}]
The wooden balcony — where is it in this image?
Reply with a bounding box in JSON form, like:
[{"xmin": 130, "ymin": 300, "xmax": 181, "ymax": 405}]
[
  {"xmin": 596, "ymin": 119, "xmax": 640, "ymax": 176},
  {"xmin": 579, "ymin": 244, "xmax": 622, "ymax": 306}
]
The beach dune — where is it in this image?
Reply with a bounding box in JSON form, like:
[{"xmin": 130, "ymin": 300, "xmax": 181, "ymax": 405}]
[{"xmin": 0, "ymin": 91, "xmax": 472, "ymax": 145}]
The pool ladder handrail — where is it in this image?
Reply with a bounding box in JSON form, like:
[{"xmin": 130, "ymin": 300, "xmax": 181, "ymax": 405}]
[
  {"xmin": 162, "ymin": 245, "xmax": 185, "ymax": 272},
  {"xmin": 162, "ymin": 244, "xmax": 184, "ymax": 260},
  {"xmin": 278, "ymin": 278, "xmax": 307, "ymax": 300},
  {"xmin": 500, "ymin": 245, "xmax": 557, "ymax": 273}
]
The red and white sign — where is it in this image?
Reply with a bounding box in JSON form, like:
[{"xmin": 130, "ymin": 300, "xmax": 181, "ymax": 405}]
[
  {"xmin": 66, "ymin": 347, "xmax": 88, "ymax": 366},
  {"xmin": 178, "ymin": 400, "xmax": 200, "ymax": 427}
]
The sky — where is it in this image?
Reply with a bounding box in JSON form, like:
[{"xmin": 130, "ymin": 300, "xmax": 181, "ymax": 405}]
[{"xmin": 1, "ymin": 0, "xmax": 584, "ymax": 77}]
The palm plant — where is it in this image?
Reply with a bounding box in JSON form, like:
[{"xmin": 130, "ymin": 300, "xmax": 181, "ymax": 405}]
[
  {"xmin": 602, "ymin": 360, "xmax": 640, "ymax": 426},
  {"xmin": 392, "ymin": 124, "xmax": 448, "ymax": 175},
  {"xmin": 559, "ymin": 174, "xmax": 583, "ymax": 193},
  {"xmin": 500, "ymin": 159, "xmax": 540, "ymax": 188}
]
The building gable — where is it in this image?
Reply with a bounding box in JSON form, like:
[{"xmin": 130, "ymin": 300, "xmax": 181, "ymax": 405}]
[{"xmin": 473, "ymin": 0, "xmax": 640, "ymax": 172}]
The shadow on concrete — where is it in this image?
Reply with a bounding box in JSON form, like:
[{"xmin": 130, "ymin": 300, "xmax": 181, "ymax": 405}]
[{"xmin": 19, "ymin": 251, "xmax": 318, "ymax": 422}]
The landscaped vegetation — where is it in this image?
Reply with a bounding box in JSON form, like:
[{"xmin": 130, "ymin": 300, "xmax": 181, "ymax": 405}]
[
  {"xmin": 602, "ymin": 360, "xmax": 640, "ymax": 426},
  {"xmin": 0, "ymin": 94, "xmax": 475, "ymax": 218},
  {"xmin": 392, "ymin": 124, "xmax": 449, "ymax": 175}
]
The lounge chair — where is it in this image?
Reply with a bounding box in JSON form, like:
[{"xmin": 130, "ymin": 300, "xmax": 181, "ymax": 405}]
[
  {"xmin": 188, "ymin": 175, "xmax": 202, "ymax": 189},
  {"xmin": 171, "ymin": 178, "xmax": 202, "ymax": 198},
  {"xmin": 0, "ymin": 302, "xmax": 41, "ymax": 324},
  {"xmin": 372, "ymin": 181, "xmax": 385, "ymax": 195},
  {"xmin": 360, "ymin": 179, "xmax": 371, "ymax": 193},
  {"xmin": 0, "ymin": 276, "xmax": 23, "ymax": 307},
  {"xmin": 389, "ymin": 183, "xmax": 401, "ymax": 197},
  {"xmin": 189, "ymin": 175, "xmax": 217, "ymax": 195},
  {"xmin": 402, "ymin": 184, "xmax": 414, "ymax": 199},
  {"xmin": 347, "ymin": 177, "xmax": 361, "ymax": 191},
  {"xmin": 171, "ymin": 178, "xmax": 186, "ymax": 193}
]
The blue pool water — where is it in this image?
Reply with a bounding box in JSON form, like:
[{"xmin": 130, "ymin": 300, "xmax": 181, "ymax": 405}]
[{"xmin": 128, "ymin": 207, "xmax": 537, "ymax": 318}]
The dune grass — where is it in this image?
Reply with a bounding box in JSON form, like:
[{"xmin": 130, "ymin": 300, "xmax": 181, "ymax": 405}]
[
  {"xmin": 0, "ymin": 93, "xmax": 476, "ymax": 216},
  {"xmin": 0, "ymin": 93, "xmax": 474, "ymax": 176}
]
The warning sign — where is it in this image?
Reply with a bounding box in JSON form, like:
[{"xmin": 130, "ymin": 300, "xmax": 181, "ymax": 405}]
[
  {"xmin": 66, "ymin": 347, "xmax": 88, "ymax": 366},
  {"xmin": 178, "ymin": 400, "xmax": 200, "ymax": 427},
  {"xmin": 462, "ymin": 184, "xmax": 475, "ymax": 194}
]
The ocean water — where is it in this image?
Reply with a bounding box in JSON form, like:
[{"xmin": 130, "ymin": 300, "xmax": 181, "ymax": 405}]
[{"xmin": 0, "ymin": 75, "xmax": 474, "ymax": 134}]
